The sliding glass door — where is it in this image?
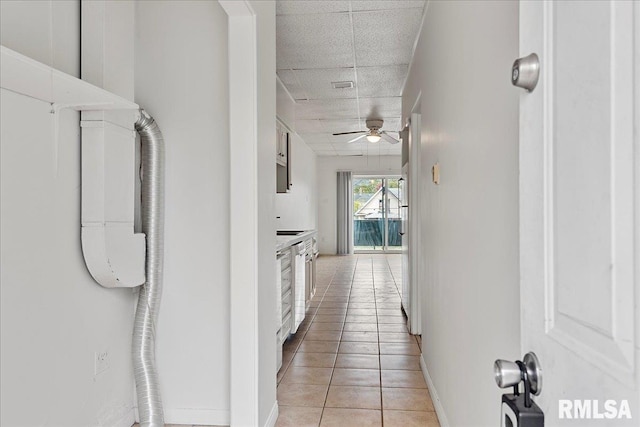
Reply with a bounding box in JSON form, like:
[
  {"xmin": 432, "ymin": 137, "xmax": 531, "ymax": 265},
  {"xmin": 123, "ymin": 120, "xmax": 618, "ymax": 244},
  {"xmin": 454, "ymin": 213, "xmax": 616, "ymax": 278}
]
[{"xmin": 352, "ymin": 176, "xmax": 402, "ymax": 253}]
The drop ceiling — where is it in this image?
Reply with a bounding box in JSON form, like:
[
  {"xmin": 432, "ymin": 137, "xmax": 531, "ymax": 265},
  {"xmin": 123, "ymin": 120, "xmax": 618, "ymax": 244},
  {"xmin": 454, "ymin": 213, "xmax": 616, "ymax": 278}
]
[{"xmin": 276, "ymin": 0, "xmax": 426, "ymax": 156}]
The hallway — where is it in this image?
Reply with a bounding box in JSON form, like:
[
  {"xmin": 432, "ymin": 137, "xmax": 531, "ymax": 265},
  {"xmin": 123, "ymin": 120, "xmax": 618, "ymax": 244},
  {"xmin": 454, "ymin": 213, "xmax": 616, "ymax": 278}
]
[{"xmin": 276, "ymin": 255, "xmax": 439, "ymax": 427}]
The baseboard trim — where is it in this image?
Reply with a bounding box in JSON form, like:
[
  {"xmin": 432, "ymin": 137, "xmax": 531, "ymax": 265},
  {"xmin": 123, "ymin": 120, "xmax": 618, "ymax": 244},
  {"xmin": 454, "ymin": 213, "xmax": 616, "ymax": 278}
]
[
  {"xmin": 163, "ymin": 408, "xmax": 230, "ymax": 425},
  {"xmin": 264, "ymin": 401, "xmax": 279, "ymax": 427},
  {"xmin": 420, "ymin": 354, "xmax": 450, "ymax": 427}
]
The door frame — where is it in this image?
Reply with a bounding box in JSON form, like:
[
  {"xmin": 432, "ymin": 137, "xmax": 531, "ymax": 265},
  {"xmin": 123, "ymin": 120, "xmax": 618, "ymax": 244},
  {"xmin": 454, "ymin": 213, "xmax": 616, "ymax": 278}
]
[
  {"xmin": 219, "ymin": 1, "xmax": 261, "ymax": 426},
  {"xmin": 352, "ymin": 174, "xmax": 403, "ymax": 254},
  {"xmin": 407, "ymin": 109, "xmax": 422, "ymax": 335}
]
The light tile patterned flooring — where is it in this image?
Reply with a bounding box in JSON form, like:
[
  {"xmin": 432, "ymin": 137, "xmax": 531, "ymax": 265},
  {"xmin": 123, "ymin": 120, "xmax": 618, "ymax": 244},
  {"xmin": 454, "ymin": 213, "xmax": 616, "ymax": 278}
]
[
  {"xmin": 276, "ymin": 254, "xmax": 440, "ymax": 427},
  {"xmin": 133, "ymin": 425, "xmax": 219, "ymax": 427}
]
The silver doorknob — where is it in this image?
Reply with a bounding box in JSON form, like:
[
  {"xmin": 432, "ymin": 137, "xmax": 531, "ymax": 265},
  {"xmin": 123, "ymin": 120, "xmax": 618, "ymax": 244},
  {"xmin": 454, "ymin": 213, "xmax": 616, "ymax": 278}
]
[
  {"xmin": 511, "ymin": 53, "xmax": 540, "ymax": 92},
  {"xmin": 494, "ymin": 351, "xmax": 543, "ymax": 396},
  {"xmin": 494, "ymin": 359, "xmax": 522, "ymax": 388}
]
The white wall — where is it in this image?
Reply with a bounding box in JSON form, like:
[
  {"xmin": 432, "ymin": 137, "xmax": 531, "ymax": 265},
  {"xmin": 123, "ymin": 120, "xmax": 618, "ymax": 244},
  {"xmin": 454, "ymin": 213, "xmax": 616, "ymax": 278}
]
[
  {"xmin": 275, "ymin": 133, "xmax": 317, "ymax": 231},
  {"xmin": 2, "ymin": 2, "xmax": 279, "ymax": 426},
  {"xmin": 276, "ymin": 77, "xmax": 295, "ymax": 132},
  {"xmin": 0, "ymin": 2, "xmax": 137, "ymax": 426},
  {"xmin": 316, "ymin": 155, "xmax": 401, "ymax": 254},
  {"xmin": 402, "ymin": 1, "xmax": 520, "ymax": 426},
  {"xmin": 275, "ymin": 78, "xmax": 317, "ymax": 231},
  {"xmin": 0, "ymin": 0, "xmax": 79, "ymax": 77},
  {"xmin": 134, "ymin": 1, "xmax": 230, "ymax": 424},
  {"xmin": 275, "ymin": 79, "xmax": 318, "ymax": 230}
]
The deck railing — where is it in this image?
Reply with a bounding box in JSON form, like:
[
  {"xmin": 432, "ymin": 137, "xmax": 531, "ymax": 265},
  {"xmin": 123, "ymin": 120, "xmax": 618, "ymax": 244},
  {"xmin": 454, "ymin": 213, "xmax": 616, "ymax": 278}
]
[{"xmin": 354, "ymin": 218, "xmax": 401, "ymax": 248}]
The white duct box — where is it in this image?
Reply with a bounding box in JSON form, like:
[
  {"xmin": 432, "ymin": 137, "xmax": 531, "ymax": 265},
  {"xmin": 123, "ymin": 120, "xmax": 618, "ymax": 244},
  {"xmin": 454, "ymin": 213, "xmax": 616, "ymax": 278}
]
[{"xmin": 81, "ymin": 119, "xmax": 146, "ymax": 287}]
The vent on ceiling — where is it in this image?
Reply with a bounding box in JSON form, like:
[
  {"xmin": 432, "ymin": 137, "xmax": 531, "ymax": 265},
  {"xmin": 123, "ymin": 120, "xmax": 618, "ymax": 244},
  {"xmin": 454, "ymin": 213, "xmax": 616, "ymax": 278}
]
[{"xmin": 331, "ymin": 81, "xmax": 354, "ymax": 89}]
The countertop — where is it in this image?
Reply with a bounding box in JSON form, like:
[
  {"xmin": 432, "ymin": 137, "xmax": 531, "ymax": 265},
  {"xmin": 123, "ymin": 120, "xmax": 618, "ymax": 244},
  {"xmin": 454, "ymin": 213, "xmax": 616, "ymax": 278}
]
[{"xmin": 276, "ymin": 230, "xmax": 317, "ymax": 252}]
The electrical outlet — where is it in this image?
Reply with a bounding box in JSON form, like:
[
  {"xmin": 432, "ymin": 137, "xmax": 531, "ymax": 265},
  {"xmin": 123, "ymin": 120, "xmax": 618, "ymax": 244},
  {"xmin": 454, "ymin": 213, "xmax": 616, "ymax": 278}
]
[{"xmin": 94, "ymin": 350, "xmax": 109, "ymax": 376}]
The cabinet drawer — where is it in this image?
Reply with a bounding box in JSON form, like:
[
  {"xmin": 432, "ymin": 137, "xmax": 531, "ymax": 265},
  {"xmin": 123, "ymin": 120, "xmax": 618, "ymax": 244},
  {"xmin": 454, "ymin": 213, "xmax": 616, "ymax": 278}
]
[
  {"xmin": 281, "ymin": 277, "xmax": 292, "ymax": 295},
  {"xmin": 282, "ymin": 289, "xmax": 292, "ymax": 311},
  {"xmin": 281, "ymin": 270, "xmax": 292, "ymax": 286},
  {"xmin": 281, "ymin": 254, "xmax": 291, "ymax": 267},
  {"xmin": 281, "ymin": 264, "xmax": 291, "ymax": 277},
  {"xmin": 281, "ymin": 267, "xmax": 292, "ymax": 288},
  {"xmin": 280, "ymin": 313, "xmax": 292, "ymax": 344},
  {"xmin": 282, "ymin": 303, "xmax": 292, "ymax": 322}
]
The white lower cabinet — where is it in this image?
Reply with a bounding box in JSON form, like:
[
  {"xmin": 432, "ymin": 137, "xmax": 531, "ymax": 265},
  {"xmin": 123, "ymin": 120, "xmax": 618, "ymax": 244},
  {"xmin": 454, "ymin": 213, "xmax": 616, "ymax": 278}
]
[
  {"xmin": 276, "ymin": 235, "xmax": 316, "ymax": 372},
  {"xmin": 276, "ymin": 249, "xmax": 293, "ymax": 371}
]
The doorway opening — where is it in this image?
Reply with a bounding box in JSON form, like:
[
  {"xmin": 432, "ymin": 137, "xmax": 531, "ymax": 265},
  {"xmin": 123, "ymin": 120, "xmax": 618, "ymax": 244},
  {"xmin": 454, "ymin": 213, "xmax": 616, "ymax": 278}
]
[{"xmin": 352, "ymin": 175, "xmax": 402, "ymax": 253}]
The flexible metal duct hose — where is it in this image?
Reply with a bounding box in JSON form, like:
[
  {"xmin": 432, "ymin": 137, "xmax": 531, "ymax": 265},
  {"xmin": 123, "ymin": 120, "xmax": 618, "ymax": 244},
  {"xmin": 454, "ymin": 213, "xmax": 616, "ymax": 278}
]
[{"xmin": 133, "ymin": 110, "xmax": 165, "ymax": 427}]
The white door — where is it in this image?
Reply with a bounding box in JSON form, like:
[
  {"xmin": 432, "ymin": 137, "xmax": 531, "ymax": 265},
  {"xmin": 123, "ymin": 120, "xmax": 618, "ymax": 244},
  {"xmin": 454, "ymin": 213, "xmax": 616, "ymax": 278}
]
[
  {"xmin": 407, "ymin": 112, "xmax": 421, "ymax": 335},
  {"xmin": 519, "ymin": 1, "xmax": 639, "ymax": 425},
  {"xmin": 401, "ymin": 163, "xmax": 410, "ymax": 316}
]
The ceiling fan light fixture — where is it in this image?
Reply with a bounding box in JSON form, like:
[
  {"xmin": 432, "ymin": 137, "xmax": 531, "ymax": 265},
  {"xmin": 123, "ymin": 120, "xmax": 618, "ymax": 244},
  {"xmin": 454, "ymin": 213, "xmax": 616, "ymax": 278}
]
[{"xmin": 366, "ymin": 134, "xmax": 381, "ymax": 143}]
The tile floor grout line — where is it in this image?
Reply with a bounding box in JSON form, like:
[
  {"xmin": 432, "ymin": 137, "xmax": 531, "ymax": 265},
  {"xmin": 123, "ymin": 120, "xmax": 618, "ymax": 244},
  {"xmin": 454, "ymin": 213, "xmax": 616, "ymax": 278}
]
[
  {"xmin": 375, "ymin": 256, "xmax": 388, "ymax": 427},
  {"xmin": 318, "ymin": 255, "xmax": 358, "ymax": 426},
  {"xmin": 283, "ymin": 257, "xmax": 338, "ymax": 413},
  {"xmin": 277, "ymin": 255, "xmax": 437, "ymax": 426},
  {"xmin": 278, "ymin": 255, "xmax": 340, "ymax": 384}
]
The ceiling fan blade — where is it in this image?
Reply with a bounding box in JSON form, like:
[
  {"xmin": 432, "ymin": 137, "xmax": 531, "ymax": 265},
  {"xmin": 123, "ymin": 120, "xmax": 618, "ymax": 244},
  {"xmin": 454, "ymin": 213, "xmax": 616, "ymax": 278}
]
[
  {"xmin": 348, "ymin": 134, "xmax": 367, "ymax": 143},
  {"xmin": 333, "ymin": 131, "xmax": 366, "ymax": 136},
  {"xmin": 381, "ymin": 132, "xmax": 399, "ymax": 144}
]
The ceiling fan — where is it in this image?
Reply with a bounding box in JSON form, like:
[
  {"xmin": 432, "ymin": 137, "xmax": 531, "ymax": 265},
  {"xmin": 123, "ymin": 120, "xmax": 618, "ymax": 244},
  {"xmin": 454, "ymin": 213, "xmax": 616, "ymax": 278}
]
[{"xmin": 332, "ymin": 119, "xmax": 399, "ymax": 144}]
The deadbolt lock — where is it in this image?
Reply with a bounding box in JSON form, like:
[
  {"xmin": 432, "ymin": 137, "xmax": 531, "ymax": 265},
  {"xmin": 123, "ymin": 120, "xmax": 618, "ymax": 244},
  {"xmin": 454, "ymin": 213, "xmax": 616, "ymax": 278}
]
[{"xmin": 512, "ymin": 53, "xmax": 540, "ymax": 92}]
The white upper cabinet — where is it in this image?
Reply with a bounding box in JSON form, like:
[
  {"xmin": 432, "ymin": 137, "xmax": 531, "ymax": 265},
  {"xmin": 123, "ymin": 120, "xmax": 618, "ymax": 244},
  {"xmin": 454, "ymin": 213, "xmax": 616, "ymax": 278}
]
[{"xmin": 276, "ymin": 121, "xmax": 288, "ymax": 167}]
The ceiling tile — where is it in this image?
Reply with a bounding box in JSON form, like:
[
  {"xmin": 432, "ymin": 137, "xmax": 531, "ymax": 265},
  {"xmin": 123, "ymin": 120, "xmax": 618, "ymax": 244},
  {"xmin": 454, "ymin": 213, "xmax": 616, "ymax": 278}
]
[
  {"xmin": 362, "ymin": 145, "xmax": 400, "ymax": 155},
  {"xmin": 277, "ymin": 70, "xmax": 307, "ymax": 100},
  {"xmin": 380, "ymin": 117, "xmax": 402, "ymax": 132},
  {"xmin": 358, "ymin": 97, "xmax": 402, "ymax": 120},
  {"xmin": 322, "ymin": 119, "xmax": 365, "ymax": 134},
  {"xmin": 351, "ymin": 1, "xmax": 425, "ymax": 12},
  {"xmin": 334, "ymin": 142, "xmax": 364, "ymax": 150},
  {"xmin": 293, "ymin": 68, "xmax": 357, "ymax": 99},
  {"xmin": 277, "ymin": 13, "xmax": 354, "ymax": 69},
  {"xmin": 352, "ymin": 9, "xmax": 423, "ymax": 67},
  {"xmin": 369, "ymin": 150, "xmax": 401, "ymax": 157},
  {"xmin": 295, "ymin": 98, "xmax": 359, "ymax": 120},
  {"xmin": 334, "ymin": 151, "xmax": 365, "ymax": 157},
  {"xmin": 276, "ymin": 0, "xmax": 425, "ymax": 158},
  {"xmin": 296, "ymin": 118, "xmax": 363, "ymax": 137},
  {"xmin": 295, "ymin": 120, "xmax": 327, "ymax": 133},
  {"xmin": 330, "ymin": 132, "xmax": 367, "ymax": 143},
  {"xmin": 357, "ymin": 65, "xmax": 407, "ymax": 98},
  {"xmin": 311, "ymin": 145, "xmax": 337, "ymax": 155},
  {"xmin": 333, "ymin": 140, "xmax": 369, "ymax": 151},
  {"xmin": 277, "ymin": 69, "xmax": 298, "ymax": 86},
  {"xmin": 276, "ymin": 1, "xmax": 350, "ymax": 15},
  {"xmin": 306, "ymin": 142, "xmax": 336, "ymax": 148},
  {"xmin": 303, "ymin": 134, "xmax": 333, "ymax": 144}
]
